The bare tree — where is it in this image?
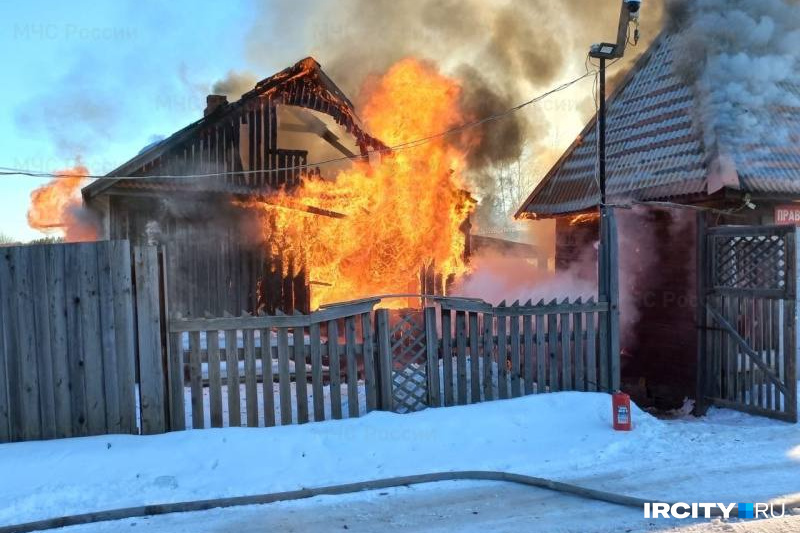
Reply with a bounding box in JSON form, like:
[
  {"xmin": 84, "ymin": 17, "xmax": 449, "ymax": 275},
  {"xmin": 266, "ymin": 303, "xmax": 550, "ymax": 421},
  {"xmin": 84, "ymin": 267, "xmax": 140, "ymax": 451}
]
[
  {"xmin": 494, "ymin": 155, "xmax": 537, "ymax": 219},
  {"xmin": 27, "ymin": 236, "xmax": 64, "ymax": 245}
]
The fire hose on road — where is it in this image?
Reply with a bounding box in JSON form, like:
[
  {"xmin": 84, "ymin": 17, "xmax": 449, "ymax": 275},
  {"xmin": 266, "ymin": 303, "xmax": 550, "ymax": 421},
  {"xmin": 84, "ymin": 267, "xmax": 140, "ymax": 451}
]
[{"xmin": 2, "ymin": 470, "xmax": 799, "ymax": 533}]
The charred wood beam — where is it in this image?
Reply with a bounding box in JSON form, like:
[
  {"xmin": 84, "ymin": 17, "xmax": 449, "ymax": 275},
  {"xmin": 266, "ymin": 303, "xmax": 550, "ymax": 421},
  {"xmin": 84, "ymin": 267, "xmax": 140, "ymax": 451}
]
[{"xmin": 239, "ymin": 192, "xmax": 346, "ymax": 219}]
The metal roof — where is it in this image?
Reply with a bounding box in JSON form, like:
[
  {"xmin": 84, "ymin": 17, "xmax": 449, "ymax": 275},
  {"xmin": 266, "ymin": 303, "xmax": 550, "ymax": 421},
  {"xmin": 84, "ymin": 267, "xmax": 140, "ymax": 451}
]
[{"xmin": 516, "ymin": 33, "xmax": 800, "ymax": 218}]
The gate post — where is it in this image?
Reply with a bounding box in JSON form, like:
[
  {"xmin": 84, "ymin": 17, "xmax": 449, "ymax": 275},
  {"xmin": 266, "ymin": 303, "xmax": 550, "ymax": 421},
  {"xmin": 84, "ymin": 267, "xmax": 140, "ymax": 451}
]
[
  {"xmin": 424, "ymin": 306, "xmax": 441, "ymax": 407},
  {"xmin": 374, "ymin": 309, "xmax": 393, "ymax": 411},
  {"xmin": 695, "ymin": 212, "xmax": 710, "ymax": 415},
  {"xmin": 788, "ymin": 230, "xmax": 798, "ymax": 422},
  {"xmin": 598, "ymin": 205, "xmax": 621, "ymax": 391}
]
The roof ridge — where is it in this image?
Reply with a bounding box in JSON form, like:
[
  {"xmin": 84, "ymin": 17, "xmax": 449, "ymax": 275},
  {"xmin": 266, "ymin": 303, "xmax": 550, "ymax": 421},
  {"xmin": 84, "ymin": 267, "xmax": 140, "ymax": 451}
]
[
  {"xmin": 514, "ymin": 30, "xmax": 670, "ymax": 219},
  {"xmin": 84, "ymin": 58, "xmax": 382, "ymax": 199}
]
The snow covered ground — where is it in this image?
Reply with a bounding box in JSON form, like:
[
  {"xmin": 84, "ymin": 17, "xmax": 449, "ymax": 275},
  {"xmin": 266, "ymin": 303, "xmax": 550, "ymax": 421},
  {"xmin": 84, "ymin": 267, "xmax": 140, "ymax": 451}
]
[
  {"xmin": 1, "ymin": 390, "xmax": 798, "ymax": 532},
  {"xmin": 39, "ymin": 483, "xmax": 800, "ymax": 533}
]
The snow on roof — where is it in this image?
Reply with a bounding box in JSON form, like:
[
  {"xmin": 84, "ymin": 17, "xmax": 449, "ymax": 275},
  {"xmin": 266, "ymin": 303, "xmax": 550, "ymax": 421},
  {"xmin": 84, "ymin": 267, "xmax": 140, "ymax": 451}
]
[{"xmin": 516, "ymin": 33, "xmax": 800, "ymax": 218}]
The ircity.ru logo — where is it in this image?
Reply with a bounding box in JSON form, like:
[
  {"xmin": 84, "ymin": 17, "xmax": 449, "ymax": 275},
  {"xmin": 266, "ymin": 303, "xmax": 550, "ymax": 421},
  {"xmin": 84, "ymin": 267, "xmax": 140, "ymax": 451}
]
[{"xmin": 644, "ymin": 502, "xmax": 785, "ymax": 519}]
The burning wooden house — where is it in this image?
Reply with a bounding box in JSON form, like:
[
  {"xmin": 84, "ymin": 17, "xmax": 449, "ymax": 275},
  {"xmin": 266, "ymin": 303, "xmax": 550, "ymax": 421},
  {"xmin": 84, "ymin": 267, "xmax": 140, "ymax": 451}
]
[
  {"xmin": 516, "ymin": 32, "xmax": 800, "ymax": 409},
  {"xmin": 81, "ymin": 58, "xmax": 388, "ymax": 316},
  {"xmin": 82, "ymin": 57, "xmax": 486, "ymax": 317}
]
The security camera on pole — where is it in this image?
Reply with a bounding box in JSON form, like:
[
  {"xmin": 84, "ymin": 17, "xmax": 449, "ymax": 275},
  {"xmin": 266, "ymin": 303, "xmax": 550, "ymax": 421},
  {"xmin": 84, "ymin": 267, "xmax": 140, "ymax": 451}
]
[{"xmin": 588, "ymin": 0, "xmax": 643, "ymax": 422}]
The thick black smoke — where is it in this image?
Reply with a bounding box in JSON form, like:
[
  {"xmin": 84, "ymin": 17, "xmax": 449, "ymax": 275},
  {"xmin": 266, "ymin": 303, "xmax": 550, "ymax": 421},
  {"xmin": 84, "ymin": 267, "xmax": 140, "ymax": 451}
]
[
  {"xmin": 227, "ymin": 0, "xmax": 664, "ymax": 179},
  {"xmin": 211, "ymin": 70, "xmax": 259, "ymax": 100},
  {"xmin": 202, "ymin": 0, "xmax": 668, "ymax": 231}
]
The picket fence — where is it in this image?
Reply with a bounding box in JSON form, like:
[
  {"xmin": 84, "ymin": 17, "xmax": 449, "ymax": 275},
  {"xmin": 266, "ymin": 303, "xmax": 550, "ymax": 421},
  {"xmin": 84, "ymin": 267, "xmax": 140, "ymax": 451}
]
[{"xmin": 166, "ymin": 296, "xmax": 612, "ymax": 429}]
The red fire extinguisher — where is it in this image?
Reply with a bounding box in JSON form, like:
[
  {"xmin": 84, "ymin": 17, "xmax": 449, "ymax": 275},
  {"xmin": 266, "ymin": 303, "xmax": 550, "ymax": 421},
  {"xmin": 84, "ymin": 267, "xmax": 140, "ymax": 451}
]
[{"xmin": 612, "ymin": 391, "xmax": 632, "ymax": 431}]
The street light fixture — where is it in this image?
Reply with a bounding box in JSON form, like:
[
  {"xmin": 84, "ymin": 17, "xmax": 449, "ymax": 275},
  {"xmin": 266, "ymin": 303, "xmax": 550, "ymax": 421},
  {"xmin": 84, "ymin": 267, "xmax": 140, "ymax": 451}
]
[{"xmin": 590, "ymin": 0, "xmax": 644, "ymax": 391}]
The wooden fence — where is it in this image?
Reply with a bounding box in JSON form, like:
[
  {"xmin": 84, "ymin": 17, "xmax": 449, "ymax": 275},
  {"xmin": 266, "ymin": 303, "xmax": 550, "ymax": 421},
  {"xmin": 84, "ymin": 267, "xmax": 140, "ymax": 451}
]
[
  {"xmin": 0, "ymin": 237, "xmax": 618, "ymax": 441},
  {"xmin": 166, "ymin": 296, "xmax": 612, "ymax": 429},
  {"xmin": 385, "ymin": 297, "xmax": 612, "ymax": 413},
  {"xmin": 166, "ymin": 298, "xmax": 383, "ymax": 429},
  {"xmin": 0, "ymin": 241, "xmax": 165, "ymax": 443}
]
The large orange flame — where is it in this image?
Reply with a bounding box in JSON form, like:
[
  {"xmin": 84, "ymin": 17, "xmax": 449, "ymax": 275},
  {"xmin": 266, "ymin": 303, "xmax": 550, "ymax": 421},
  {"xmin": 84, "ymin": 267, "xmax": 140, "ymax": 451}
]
[
  {"xmin": 244, "ymin": 58, "xmax": 476, "ymax": 309},
  {"xmin": 27, "ymin": 164, "xmax": 98, "ymax": 242}
]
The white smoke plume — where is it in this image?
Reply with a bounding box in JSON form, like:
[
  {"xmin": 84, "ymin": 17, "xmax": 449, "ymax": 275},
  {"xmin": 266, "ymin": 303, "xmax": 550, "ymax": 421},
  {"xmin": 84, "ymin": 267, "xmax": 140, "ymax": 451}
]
[
  {"xmin": 670, "ymin": 0, "xmax": 800, "ymax": 152},
  {"xmin": 453, "ymin": 245, "xmax": 596, "ymax": 305}
]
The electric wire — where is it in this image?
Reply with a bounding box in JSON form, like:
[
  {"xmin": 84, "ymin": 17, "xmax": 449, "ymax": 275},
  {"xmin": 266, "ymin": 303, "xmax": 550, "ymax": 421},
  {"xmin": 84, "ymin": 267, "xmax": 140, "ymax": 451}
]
[{"xmin": 0, "ymin": 71, "xmax": 597, "ymax": 181}]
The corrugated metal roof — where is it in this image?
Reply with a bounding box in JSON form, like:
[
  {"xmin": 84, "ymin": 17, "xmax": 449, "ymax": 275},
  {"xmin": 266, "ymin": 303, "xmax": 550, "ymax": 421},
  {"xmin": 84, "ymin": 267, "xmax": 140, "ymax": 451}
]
[{"xmin": 517, "ymin": 32, "xmax": 800, "ymax": 218}]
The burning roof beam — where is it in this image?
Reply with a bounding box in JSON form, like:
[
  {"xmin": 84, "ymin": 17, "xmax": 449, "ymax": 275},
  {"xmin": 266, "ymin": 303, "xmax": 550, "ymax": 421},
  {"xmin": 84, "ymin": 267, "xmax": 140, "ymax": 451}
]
[{"xmin": 242, "ymin": 193, "xmax": 347, "ymax": 219}]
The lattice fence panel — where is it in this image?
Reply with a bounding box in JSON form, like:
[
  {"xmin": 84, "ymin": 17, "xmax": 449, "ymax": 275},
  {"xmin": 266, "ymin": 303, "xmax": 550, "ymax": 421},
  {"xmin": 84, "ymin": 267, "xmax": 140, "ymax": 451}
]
[
  {"xmin": 389, "ymin": 312, "xmax": 428, "ymax": 413},
  {"xmin": 711, "ymin": 233, "xmax": 788, "ymax": 293}
]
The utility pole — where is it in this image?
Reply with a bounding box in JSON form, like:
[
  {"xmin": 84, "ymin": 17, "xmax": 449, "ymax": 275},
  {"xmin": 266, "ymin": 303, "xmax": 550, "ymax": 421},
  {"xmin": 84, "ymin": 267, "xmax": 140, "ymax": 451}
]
[{"xmin": 589, "ymin": 0, "xmax": 642, "ymax": 391}]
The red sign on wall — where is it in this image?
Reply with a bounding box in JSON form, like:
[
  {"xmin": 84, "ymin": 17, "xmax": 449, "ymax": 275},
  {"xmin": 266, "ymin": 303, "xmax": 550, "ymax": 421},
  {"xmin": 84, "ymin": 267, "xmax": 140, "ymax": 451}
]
[{"xmin": 775, "ymin": 205, "xmax": 800, "ymax": 225}]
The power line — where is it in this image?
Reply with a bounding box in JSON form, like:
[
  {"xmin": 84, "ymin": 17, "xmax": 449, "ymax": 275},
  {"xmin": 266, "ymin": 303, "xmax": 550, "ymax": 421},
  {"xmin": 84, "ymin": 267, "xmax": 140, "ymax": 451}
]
[
  {"xmin": 531, "ymin": 55, "xmax": 621, "ymax": 209},
  {"xmin": 0, "ymin": 70, "xmax": 596, "ymax": 181}
]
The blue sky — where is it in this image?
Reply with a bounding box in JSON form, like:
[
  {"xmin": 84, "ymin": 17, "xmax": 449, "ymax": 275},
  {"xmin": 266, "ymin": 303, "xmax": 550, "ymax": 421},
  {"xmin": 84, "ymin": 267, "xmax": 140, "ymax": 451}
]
[
  {"xmin": 0, "ymin": 0, "xmax": 610, "ymax": 241},
  {"xmin": 0, "ymin": 0, "xmax": 271, "ymax": 240}
]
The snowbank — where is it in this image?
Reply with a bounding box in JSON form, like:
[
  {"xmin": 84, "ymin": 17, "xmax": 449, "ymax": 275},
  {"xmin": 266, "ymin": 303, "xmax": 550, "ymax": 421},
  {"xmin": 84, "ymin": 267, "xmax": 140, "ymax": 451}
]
[{"xmin": 0, "ymin": 392, "xmax": 798, "ymax": 527}]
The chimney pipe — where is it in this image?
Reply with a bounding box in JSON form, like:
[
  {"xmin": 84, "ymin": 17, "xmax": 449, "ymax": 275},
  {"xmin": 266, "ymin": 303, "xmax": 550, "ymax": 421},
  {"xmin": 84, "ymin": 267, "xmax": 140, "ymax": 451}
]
[{"xmin": 204, "ymin": 94, "xmax": 228, "ymax": 117}]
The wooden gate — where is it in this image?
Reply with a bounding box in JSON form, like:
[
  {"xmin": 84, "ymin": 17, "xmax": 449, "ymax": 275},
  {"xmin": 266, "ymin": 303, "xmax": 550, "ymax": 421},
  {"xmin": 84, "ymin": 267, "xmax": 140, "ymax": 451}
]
[
  {"xmin": 377, "ymin": 310, "xmax": 430, "ymax": 414},
  {"xmin": 698, "ymin": 224, "xmax": 798, "ymax": 422}
]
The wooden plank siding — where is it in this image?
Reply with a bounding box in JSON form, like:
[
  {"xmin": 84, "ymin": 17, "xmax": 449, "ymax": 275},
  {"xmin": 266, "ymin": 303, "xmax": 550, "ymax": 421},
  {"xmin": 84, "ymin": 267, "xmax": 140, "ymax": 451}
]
[
  {"xmin": 207, "ymin": 331, "xmax": 223, "ymax": 428},
  {"xmin": 89, "ymin": 65, "xmax": 392, "ymax": 334},
  {"xmin": 109, "ymin": 241, "xmax": 137, "ymax": 434},
  {"xmin": 109, "ymin": 197, "xmax": 311, "ymax": 320},
  {"xmin": 440, "ymin": 309, "xmax": 454, "ymax": 407},
  {"xmin": 294, "ymin": 323, "xmax": 309, "ymax": 424},
  {"xmin": 45, "ymin": 245, "xmax": 72, "ymax": 437},
  {"xmin": 0, "ymin": 241, "xmax": 154, "ymax": 443},
  {"xmin": 0, "ymin": 256, "xmax": 9, "ymax": 442},
  {"xmin": 482, "ymin": 312, "xmax": 494, "ymax": 401},
  {"xmin": 469, "ymin": 312, "xmax": 481, "ymax": 403},
  {"xmin": 101, "ymin": 80, "xmax": 334, "ymax": 321},
  {"xmin": 0, "ymin": 240, "xmax": 622, "ymax": 443},
  {"xmin": 134, "ymin": 246, "xmax": 168, "ymax": 434}
]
